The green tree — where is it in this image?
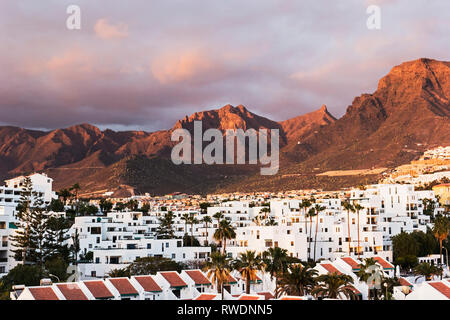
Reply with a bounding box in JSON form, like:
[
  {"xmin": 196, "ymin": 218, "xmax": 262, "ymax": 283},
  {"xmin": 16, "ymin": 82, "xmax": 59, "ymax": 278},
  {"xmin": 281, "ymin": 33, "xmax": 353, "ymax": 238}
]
[
  {"xmin": 204, "ymin": 252, "xmax": 231, "ymax": 299},
  {"xmin": 353, "ymin": 202, "xmax": 364, "ymax": 259},
  {"xmin": 47, "ymin": 199, "xmax": 65, "ymax": 212},
  {"xmin": 263, "ymin": 247, "xmax": 289, "ymax": 291},
  {"xmin": 213, "ymin": 219, "xmax": 236, "ymax": 254},
  {"xmin": 233, "ymin": 250, "xmax": 265, "ymax": 294},
  {"xmin": 45, "ymin": 216, "xmax": 71, "ymax": 263},
  {"xmin": 312, "ymin": 273, "xmax": 356, "ymax": 300},
  {"xmin": 156, "ymin": 211, "xmax": 176, "ymax": 239},
  {"xmin": 99, "ymin": 199, "xmax": 113, "ymax": 214},
  {"xmin": 432, "ymin": 215, "xmax": 450, "ymax": 267},
  {"xmin": 342, "ymin": 200, "xmax": 355, "ymax": 256},
  {"xmin": 107, "ymin": 267, "xmax": 131, "ymax": 278},
  {"xmin": 45, "ymin": 256, "xmax": 69, "ymax": 282},
  {"xmin": 58, "ymin": 189, "xmax": 72, "ymax": 206},
  {"xmin": 202, "ymin": 216, "xmax": 212, "ymax": 245},
  {"xmin": 127, "ymin": 256, "xmax": 184, "ymax": 275},
  {"xmin": 414, "ymin": 262, "xmax": 443, "ymax": 281},
  {"xmin": 313, "ymin": 204, "xmax": 326, "ymax": 261},
  {"xmin": 141, "ymin": 203, "xmax": 150, "ymax": 215},
  {"xmin": 276, "ymin": 264, "xmax": 318, "ymax": 297}
]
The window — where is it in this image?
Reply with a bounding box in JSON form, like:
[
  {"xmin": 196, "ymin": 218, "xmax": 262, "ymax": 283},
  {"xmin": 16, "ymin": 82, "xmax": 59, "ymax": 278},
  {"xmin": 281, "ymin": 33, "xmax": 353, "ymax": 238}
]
[
  {"xmin": 91, "ymin": 271, "xmax": 96, "ymax": 277},
  {"xmin": 172, "ymin": 254, "xmax": 176, "ymax": 259}
]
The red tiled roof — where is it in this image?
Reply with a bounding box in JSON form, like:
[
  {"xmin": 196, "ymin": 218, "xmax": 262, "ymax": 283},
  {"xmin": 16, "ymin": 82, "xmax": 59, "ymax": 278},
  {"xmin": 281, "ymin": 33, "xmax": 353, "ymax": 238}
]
[
  {"xmin": 134, "ymin": 276, "xmax": 162, "ymax": 292},
  {"xmin": 224, "ymin": 274, "xmax": 237, "ymax": 284},
  {"xmin": 321, "ymin": 263, "xmax": 342, "ymax": 275},
  {"xmin": 341, "ymin": 257, "xmax": 360, "ymax": 269},
  {"xmin": 280, "ymin": 296, "xmax": 303, "ymax": 300},
  {"xmin": 109, "ymin": 278, "xmax": 139, "ymax": 296},
  {"xmin": 238, "ymin": 295, "xmax": 260, "ymax": 300},
  {"xmin": 185, "ymin": 270, "xmax": 211, "ymax": 285},
  {"xmin": 428, "ymin": 282, "xmax": 450, "ymax": 299},
  {"xmin": 345, "ymin": 285, "xmax": 361, "ymax": 295},
  {"xmin": 399, "ymin": 278, "xmax": 413, "ymax": 287},
  {"xmin": 195, "ymin": 294, "xmax": 217, "ymax": 300},
  {"xmin": 160, "ymin": 272, "xmax": 187, "ymax": 288},
  {"xmin": 257, "ymin": 292, "xmax": 275, "ymax": 300},
  {"xmin": 28, "ymin": 287, "xmax": 59, "ymax": 300},
  {"xmin": 83, "ymin": 281, "xmax": 114, "ymax": 299},
  {"xmin": 373, "ymin": 257, "xmax": 394, "ymax": 269},
  {"xmin": 56, "ymin": 283, "xmax": 88, "ymax": 300}
]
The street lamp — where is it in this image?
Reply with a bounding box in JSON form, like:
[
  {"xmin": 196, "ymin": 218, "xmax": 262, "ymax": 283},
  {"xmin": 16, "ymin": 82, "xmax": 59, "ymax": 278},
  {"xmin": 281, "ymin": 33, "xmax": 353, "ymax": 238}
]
[
  {"xmin": 49, "ymin": 274, "xmax": 60, "ymax": 283},
  {"xmin": 383, "ymin": 282, "xmax": 388, "ymax": 300}
]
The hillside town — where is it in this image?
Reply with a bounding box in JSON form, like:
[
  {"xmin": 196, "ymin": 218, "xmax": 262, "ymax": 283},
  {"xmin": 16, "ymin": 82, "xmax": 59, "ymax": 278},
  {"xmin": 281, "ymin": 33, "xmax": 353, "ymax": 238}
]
[{"xmin": 1, "ymin": 147, "xmax": 450, "ymax": 300}]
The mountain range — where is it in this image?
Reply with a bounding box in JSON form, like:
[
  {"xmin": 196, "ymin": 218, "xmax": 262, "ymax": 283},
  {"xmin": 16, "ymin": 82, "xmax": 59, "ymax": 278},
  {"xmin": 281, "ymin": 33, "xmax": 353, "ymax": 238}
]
[{"xmin": 0, "ymin": 58, "xmax": 448, "ymax": 196}]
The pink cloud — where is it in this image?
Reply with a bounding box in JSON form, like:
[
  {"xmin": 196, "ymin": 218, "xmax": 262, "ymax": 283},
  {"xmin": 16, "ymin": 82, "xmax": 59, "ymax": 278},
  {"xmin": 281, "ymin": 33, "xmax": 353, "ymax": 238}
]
[
  {"xmin": 94, "ymin": 18, "xmax": 128, "ymax": 39},
  {"xmin": 151, "ymin": 49, "xmax": 214, "ymax": 84}
]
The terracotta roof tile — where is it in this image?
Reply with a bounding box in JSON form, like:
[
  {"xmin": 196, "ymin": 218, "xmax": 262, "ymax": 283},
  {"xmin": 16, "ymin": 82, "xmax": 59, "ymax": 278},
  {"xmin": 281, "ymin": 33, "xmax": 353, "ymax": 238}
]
[
  {"xmin": 341, "ymin": 257, "xmax": 360, "ymax": 269},
  {"xmin": 109, "ymin": 278, "xmax": 139, "ymax": 296},
  {"xmin": 185, "ymin": 270, "xmax": 211, "ymax": 285},
  {"xmin": 345, "ymin": 285, "xmax": 361, "ymax": 295},
  {"xmin": 280, "ymin": 296, "xmax": 303, "ymax": 300},
  {"xmin": 134, "ymin": 276, "xmax": 162, "ymax": 292},
  {"xmin": 195, "ymin": 294, "xmax": 217, "ymax": 300},
  {"xmin": 224, "ymin": 274, "xmax": 237, "ymax": 284},
  {"xmin": 160, "ymin": 272, "xmax": 187, "ymax": 288},
  {"xmin": 428, "ymin": 282, "xmax": 450, "ymax": 299},
  {"xmin": 56, "ymin": 283, "xmax": 88, "ymax": 300},
  {"xmin": 238, "ymin": 295, "xmax": 261, "ymax": 300},
  {"xmin": 321, "ymin": 263, "xmax": 342, "ymax": 275},
  {"xmin": 399, "ymin": 278, "xmax": 413, "ymax": 287},
  {"xmin": 28, "ymin": 287, "xmax": 59, "ymax": 300},
  {"xmin": 257, "ymin": 292, "xmax": 275, "ymax": 300},
  {"xmin": 373, "ymin": 257, "xmax": 394, "ymax": 269},
  {"xmin": 83, "ymin": 281, "xmax": 114, "ymax": 299}
]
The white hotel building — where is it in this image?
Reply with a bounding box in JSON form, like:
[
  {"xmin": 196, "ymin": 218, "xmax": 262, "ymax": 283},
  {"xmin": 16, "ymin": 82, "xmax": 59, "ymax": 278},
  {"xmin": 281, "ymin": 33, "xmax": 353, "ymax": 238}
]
[{"xmin": 0, "ymin": 173, "xmax": 57, "ymax": 276}]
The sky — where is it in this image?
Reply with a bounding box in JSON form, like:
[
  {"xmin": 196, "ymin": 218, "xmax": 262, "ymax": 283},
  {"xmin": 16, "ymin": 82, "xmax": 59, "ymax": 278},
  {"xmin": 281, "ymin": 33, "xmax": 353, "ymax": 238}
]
[{"xmin": 0, "ymin": 0, "xmax": 448, "ymax": 132}]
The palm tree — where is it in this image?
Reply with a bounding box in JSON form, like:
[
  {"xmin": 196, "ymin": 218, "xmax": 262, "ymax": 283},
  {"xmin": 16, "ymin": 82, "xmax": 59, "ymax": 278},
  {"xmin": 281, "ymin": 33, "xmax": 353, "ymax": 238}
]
[
  {"xmin": 263, "ymin": 247, "xmax": 289, "ymax": 294},
  {"xmin": 276, "ymin": 264, "xmax": 318, "ymax": 297},
  {"xmin": 202, "ymin": 216, "xmax": 212, "ymax": 245},
  {"xmin": 414, "ymin": 262, "xmax": 443, "ymax": 282},
  {"xmin": 313, "ymin": 204, "xmax": 326, "ymax": 261},
  {"xmin": 342, "ymin": 200, "xmax": 355, "ymax": 256},
  {"xmin": 357, "ymin": 258, "xmax": 379, "ymax": 299},
  {"xmin": 311, "ymin": 273, "xmax": 356, "ymax": 300},
  {"xmin": 306, "ymin": 207, "xmax": 315, "ymax": 261},
  {"xmin": 58, "ymin": 189, "xmax": 72, "ymax": 206},
  {"xmin": 353, "ymin": 202, "xmax": 364, "ymax": 259},
  {"xmin": 70, "ymin": 183, "xmax": 81, "ymax": 212},
  {"xmin": 213, "ymin": 212, "xmax": 224, "ymax": 226},
  {"xmin": 213, "ymin": 219, "xmax": 236, "ymax": 254},
  {"xmin": 204, "ymin": 252, "xmax": 231, "ymax": 300},
  {"xmin": 189, "ymin": 216, "xmax": 199, "ymax": 246},
  {"xmin": 265, "ymin": 217, "xmax": 278, "ymax": 226},
  {"xmin": 233, "ymin": 251, "xmax": 265, "ymax": 294},
  {"xmin": 432, "ymin": 215, "xmax": 450, "ymax": 269},
  {"xmin": 181, "ymin": 213, "xmax": 190, "ymax": 238},
  {"xmin": 300, "ymin": 199, "xmax": 312, "ymax": 239}
]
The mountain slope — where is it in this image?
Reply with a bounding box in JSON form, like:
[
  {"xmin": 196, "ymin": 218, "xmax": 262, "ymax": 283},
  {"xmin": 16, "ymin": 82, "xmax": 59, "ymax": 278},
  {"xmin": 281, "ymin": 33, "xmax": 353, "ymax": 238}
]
[{"xmin": 0, "ymin": 58, "xmax": 448, "ymax": 195}]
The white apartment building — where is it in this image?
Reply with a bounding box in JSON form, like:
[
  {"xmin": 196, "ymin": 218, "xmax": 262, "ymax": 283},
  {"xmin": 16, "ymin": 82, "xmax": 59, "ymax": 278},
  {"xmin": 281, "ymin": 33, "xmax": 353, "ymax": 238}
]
[
  {"xmin": 70, "ymin": 213, "xmax": 211, "ymax": 279},
  {"xmin": 0, "ymin": 173, "xmax": 57, "ymax": 277}
]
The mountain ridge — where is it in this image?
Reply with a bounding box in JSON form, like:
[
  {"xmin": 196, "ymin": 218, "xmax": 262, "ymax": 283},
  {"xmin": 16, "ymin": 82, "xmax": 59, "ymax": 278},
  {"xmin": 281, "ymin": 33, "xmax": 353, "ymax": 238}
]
[{"xmin": 0, "ymin": 58, "xmax": 448, "ymax": 195}]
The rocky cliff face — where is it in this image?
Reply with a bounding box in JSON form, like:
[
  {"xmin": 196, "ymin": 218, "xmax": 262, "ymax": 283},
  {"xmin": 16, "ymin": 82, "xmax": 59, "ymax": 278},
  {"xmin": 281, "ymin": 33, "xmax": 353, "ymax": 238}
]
[{"xmin": 0, "ymin": 58, "xmax": 448, "ymax": 194}]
